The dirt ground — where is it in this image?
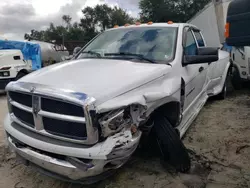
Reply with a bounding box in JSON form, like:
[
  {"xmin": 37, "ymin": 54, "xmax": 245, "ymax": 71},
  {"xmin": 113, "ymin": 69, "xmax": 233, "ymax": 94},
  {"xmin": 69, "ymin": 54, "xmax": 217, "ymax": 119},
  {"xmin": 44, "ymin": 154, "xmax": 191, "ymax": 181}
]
[{"xmin": 0, "ymin": 87, "xmax": 250, "ymax": 188}]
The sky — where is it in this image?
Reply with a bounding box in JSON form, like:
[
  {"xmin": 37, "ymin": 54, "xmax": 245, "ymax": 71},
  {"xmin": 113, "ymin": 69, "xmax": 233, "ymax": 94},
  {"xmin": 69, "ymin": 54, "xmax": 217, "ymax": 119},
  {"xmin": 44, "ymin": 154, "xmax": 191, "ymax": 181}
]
[{"xmin": 0, "ymin": 0, "xmax": 140, "ymax": 40}]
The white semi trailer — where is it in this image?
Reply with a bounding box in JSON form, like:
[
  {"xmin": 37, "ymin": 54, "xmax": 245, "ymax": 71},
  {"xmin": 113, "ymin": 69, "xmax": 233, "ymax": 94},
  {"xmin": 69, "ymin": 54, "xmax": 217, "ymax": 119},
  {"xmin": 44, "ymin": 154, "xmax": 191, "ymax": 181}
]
[
  {"xmin": 188, "ymin": 0, "xmax": 232, "ymax": 47},
  {"xmin": 188, "ymin": 0, "xmax": 250, "ymax": 89}
]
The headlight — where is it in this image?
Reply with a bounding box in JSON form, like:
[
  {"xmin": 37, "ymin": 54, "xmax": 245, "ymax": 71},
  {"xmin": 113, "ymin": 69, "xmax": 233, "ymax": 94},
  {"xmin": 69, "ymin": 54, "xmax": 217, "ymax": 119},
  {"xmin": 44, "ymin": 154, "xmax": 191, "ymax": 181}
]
[
  {"xmin": 99, "ymin": 109, "xmax": 131, "ymax": 137},
  {"xmin": 0, "ymin": 71, "xmax": 10, "ymax": 77},
  {"xmin": 3, "ymin": 72, "xmax": 9, "ymax": 76}
]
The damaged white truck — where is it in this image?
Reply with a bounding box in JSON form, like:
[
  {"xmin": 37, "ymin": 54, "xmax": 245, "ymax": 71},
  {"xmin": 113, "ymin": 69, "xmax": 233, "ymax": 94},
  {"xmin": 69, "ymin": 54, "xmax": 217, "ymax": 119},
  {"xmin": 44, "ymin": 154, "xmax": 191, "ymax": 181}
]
[{"xmin": 4, "ymin": 23, "xmax": 230, "ymax": 184}]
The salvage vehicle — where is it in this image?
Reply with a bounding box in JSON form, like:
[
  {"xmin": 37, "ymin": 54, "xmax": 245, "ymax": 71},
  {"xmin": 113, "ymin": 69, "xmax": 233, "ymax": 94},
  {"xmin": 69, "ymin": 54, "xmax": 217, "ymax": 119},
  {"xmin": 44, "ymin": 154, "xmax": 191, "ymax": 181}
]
[
  {"xmin": 225, "ymin": 0, "xmax": 250, "ymax": 47},
  {"xmin": 230, "ymin": 46, "xmax": 250, "ymax": 89},
  {"xmin": 225, "ymin": 0, "xmax": 250, "ymax": 88},
  {"xmin": 190, "ymin": 0, "xmax": 250, "ymax": 89},
  {"xmin": 0, "ymin": 40, "xmax": 69, "ymax": 93},
  {"xmin": 4, "ymin": 22, "xmax": 230, "ymax": 184},
  {"xmin": 0, "ymin": 48, "xmax": 34, "ymax": 93}
]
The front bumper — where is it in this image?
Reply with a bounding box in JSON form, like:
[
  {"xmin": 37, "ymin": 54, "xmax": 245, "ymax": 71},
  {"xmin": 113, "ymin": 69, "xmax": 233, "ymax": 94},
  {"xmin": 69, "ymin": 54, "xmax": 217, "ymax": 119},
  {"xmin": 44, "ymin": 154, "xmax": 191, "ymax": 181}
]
[
  {"xmin": 4, "ymin": 115, "xmax": 141, "ymax": 183},
  {"xmin": 0, "ymin": 78, "xmax": 14, "ymax": 90}
]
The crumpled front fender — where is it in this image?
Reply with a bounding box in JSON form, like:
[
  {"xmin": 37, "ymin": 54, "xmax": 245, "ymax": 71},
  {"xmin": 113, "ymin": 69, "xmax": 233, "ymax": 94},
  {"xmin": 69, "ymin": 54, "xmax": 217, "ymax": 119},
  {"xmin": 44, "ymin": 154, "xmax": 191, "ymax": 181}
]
[{"xmin": 96, "ymin": 75, "xmax": 181, "ymax": 115}]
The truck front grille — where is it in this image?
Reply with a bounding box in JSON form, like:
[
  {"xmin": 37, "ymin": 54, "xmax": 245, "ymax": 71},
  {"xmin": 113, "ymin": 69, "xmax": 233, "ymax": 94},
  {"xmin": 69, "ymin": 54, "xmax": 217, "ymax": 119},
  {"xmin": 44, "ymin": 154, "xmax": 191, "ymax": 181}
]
[
  {"xmin": 8, "ymin": 91, "xmax": 88, "ymax": 143},
  {"xmin": 12, "ymin": 106, "xmax": 34, "ymax": 128},
  {"xmin": 43, "ymin": 117, "xmax": 87, "ymax": 140},
  {"xmin": 41, "ymin": 98, "xmax": 84, "ymax": 117},
  {"xmin": 9, "ymin": 91, "xmax": 32, "ymax": 107}
]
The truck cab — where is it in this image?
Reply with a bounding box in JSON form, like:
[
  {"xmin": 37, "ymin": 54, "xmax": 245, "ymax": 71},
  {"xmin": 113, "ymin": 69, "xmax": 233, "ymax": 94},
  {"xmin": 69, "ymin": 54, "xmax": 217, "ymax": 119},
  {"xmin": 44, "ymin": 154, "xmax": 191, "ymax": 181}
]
[
  {"xmin": 230, "ymin": 46, "xmax": 250, "ymax": 88},
  {"xmin": 0, "ymin": 49, "xmax": 31, "ymax": 93}
]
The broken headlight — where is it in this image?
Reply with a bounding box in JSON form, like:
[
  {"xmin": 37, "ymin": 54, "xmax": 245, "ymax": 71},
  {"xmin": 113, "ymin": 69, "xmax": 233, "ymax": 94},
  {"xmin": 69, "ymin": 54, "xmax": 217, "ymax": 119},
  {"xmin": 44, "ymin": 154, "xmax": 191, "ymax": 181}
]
[{"xmin": 99, "ymin": 109, "xmax": 131, "ymax": 137}]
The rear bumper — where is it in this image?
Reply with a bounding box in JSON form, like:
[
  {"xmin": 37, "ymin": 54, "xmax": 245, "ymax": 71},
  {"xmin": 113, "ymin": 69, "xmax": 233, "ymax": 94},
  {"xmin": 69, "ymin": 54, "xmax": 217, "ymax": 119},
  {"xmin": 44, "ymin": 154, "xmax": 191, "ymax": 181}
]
[{"xmin": 4, "ymin": 114, "xmax": 141, "ymax": 183}]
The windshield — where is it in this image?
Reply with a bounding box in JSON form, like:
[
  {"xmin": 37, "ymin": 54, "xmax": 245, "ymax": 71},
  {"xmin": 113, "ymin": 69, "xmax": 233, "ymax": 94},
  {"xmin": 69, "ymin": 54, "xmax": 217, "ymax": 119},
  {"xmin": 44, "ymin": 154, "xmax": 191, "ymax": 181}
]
[{"xmin": 76, "ymin": 27, "xmax": 178, "ymax": 63}]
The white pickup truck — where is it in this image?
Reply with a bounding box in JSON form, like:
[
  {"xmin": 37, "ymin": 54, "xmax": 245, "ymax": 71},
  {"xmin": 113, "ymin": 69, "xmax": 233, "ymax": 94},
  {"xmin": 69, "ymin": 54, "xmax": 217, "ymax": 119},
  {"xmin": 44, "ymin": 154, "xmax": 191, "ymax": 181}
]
[{"xmin": 4, "ymin": 23, "xmax": 230, "ymax": 184}]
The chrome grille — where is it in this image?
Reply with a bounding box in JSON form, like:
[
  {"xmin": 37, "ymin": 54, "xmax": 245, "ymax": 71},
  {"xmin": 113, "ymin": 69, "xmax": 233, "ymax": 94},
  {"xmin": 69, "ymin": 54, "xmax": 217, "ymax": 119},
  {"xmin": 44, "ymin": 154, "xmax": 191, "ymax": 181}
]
[{"xmin": 8, "ymin": 91, "xmax": 88, "ymax": 142}]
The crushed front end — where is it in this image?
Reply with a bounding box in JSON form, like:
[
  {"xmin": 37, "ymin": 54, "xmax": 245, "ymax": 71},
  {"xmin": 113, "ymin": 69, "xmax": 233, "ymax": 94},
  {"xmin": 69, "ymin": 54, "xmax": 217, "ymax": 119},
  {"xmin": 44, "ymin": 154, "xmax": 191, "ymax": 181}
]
[{"xmin": 4, "ymin": 82, "xmax": 142, "ymax": 184}]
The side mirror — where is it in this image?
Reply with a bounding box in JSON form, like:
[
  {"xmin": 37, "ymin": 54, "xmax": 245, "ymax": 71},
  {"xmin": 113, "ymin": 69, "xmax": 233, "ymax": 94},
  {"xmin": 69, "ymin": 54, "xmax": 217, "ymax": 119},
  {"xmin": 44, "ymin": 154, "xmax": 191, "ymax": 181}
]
[
  {"xmin": 183, "ymin": 47, "xmax": 219, "ymax": 65},
  {"xmin": 73, "ymin": 47, "xmax": 82, "ymax": 55},
  {"xmin": 226, "ymin": 0, "xmax": 250, "ymax": 46}
]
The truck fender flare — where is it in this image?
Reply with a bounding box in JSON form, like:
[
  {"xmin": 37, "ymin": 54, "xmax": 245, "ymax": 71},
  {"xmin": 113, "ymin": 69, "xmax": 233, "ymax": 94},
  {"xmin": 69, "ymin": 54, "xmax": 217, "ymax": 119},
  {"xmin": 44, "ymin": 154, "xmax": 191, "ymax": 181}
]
[
  {"xmin": 18, "ymin": 69, "xmax": 29, "ymax": 74},
  {"xmin": 15, "ymin": 69, "xmax": 29, "ymax": 80},
  {"xmin": 151, "ymin": 101, "xmax": 182, "ymax": 128}
]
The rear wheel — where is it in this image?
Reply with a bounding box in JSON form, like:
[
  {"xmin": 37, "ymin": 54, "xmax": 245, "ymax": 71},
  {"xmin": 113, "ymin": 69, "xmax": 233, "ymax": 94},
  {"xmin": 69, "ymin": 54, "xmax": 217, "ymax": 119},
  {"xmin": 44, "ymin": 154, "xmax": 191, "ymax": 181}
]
[{"xmin": 153, "ymin": 115, "xmax": 191, "ymax": 173}]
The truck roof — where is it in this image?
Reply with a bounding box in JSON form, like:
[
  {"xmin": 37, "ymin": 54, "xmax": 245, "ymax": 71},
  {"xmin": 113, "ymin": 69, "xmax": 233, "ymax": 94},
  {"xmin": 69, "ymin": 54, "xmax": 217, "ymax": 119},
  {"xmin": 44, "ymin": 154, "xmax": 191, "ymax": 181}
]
[{"xmin": 107, "ymin": 23, "xmax": 197, "ymax": 31}]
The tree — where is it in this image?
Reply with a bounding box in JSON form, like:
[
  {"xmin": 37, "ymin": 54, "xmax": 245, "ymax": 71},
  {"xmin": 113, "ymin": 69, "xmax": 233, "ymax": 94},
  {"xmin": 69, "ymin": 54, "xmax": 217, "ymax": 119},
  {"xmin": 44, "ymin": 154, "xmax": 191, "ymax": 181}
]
[
  {"xmin": 62, "ymin": 15, "xmax": 72, "ymax": 26},
  {"xmin": 110, "ymin": 7, "xmax": 135, "ymax": 26},
  {"xmin": 80, "ymin": 5, "xmax": 134, "ymax": 32},
  {"xmin": 139, "ymin": 0, "xmax": 210, "ymax": 23},
  {"xmin": 23, "ymin": 4, "xmax": 135, "ymax": 52}
]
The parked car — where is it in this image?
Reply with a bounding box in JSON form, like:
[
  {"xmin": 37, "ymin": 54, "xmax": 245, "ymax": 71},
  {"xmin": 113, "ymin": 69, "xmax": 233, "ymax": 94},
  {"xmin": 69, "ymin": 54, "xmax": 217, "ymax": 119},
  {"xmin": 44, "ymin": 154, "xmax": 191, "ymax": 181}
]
[{"xmin": 4, "ymin": 22, "xmax": 230, "ymax": 184}]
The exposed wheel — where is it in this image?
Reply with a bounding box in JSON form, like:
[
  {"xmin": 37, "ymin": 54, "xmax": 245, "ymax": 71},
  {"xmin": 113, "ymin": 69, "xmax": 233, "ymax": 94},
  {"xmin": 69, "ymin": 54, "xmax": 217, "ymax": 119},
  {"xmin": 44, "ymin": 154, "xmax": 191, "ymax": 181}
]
[
  {"xmin": 15, "ymin": 71, "xmax": 27, "ymax": 81},
  {"xmin": 231, "ymin": 66, "xmax": 242, "ymax": 90},
  {"xmin": 153, "ymin": 115, "xmax": 191, "ymax": 173}
]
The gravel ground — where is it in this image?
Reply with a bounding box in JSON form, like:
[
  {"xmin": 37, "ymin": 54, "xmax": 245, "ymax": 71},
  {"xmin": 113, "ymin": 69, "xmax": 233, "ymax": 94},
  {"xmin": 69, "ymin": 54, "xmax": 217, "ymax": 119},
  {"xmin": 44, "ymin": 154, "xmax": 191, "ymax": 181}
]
[{"xmin": 0, "ymin": 87, "xmax": 250, "ymax": 188}]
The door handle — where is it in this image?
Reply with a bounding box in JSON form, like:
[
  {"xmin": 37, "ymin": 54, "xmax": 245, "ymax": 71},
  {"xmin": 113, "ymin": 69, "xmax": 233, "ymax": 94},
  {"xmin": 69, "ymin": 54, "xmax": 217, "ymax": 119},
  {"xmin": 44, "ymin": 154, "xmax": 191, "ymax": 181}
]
[{"xmin": 199, "ymin": 66, "xmax": 204, "ymax": 72}]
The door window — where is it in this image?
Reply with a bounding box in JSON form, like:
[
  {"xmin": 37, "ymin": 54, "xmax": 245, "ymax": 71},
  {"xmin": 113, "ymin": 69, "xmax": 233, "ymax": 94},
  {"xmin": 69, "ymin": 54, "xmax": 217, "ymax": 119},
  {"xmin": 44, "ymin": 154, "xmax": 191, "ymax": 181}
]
[
  {"xmin": 184, "ymin": 30, "xmax": 197, "ymax": 56},
  {"xmin": 193, "ymin": 31, "xmax": 205, "ymax": 47}
]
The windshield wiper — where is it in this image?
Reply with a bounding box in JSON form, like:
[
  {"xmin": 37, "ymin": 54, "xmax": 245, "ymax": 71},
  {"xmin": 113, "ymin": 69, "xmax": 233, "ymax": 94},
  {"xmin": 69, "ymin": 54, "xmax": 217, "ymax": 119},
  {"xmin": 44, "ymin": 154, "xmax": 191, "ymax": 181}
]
[
  {"xmin": 104, "ymin": 52, "xmax": 156, "ymax": 64},
  {"xmin": 81, "ymin": 51, "xmax": 101, "ymax": 57}
]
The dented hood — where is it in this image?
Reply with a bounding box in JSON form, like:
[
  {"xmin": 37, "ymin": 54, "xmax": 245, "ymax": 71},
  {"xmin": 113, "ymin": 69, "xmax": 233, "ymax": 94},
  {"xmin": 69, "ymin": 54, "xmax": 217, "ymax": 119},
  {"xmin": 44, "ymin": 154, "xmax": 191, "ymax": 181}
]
[{"xmin": 20, "ymin": 58, "xmax": 170, "ymax": 103}]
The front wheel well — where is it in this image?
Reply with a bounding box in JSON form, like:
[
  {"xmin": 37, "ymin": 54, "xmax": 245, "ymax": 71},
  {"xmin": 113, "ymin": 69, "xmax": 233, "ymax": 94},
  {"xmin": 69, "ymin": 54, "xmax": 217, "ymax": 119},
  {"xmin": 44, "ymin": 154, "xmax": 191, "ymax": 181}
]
[
  {"xmin": 18, "ymin": 69, "xmax": 29, "ymax": 75},
  {"xmin": 151, "ymin": 101, "xmax": 181, "ymax": 127},
  {"xmin": 15, "ymin": 69, "xmax": 29, "ymax": 80}
]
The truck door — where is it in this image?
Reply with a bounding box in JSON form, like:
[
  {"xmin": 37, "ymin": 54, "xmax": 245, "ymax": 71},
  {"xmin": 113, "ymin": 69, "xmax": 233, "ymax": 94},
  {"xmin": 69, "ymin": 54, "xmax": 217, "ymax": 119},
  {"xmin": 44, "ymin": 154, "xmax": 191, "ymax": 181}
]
[{"xmin": 181, "ymin": 27, "xmax": 209, "ymax": 113}]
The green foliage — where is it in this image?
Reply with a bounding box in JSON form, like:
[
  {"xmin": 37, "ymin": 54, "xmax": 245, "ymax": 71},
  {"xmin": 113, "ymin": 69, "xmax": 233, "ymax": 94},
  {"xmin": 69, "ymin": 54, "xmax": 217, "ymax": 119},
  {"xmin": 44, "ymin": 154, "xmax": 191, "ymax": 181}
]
[
  {"xmin": 139, "ymin": 0, "xmax": 211, "ymax": 23},
  {"xmin": 24, "ymin": 0, "xmax": 211, "ymax": 51}
]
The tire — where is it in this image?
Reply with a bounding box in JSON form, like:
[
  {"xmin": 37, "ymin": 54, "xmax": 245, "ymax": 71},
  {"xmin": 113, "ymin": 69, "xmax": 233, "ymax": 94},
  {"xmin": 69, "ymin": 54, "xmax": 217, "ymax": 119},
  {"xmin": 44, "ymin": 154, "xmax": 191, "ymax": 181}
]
[
  {"xmin": 153, "ymin": 115, "xmax": 191, "ymax": 173},
  {"xmin": 231, "ymin": 66, "xmax": 242, "ymax": 90},
  {"xmin": 15, "ymin": 71, "xmax": 27, "ymax": 81}
]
